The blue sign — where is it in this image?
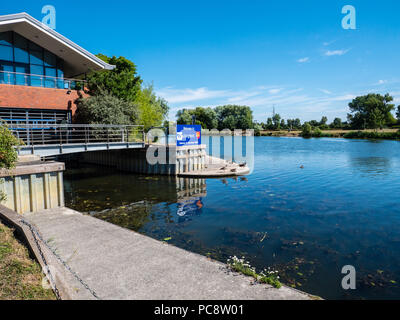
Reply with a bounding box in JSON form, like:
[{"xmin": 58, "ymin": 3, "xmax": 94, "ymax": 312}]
[{"xmin": 176, "ymin": 125, "xmax": 201, "ymax": 147}]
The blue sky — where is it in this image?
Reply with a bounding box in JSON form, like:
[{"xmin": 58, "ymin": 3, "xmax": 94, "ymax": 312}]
[{"xmin": 2, "ymin": 1, "xmax": 400, "ymax": 122}]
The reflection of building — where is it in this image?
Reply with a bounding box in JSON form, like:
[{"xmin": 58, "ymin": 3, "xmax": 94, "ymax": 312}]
[
  {"xmin": 0, "ymin": 13, "xmax": 113, "ymax": 125},
  {"xmin": 176, "ymin": 178, "xmax": 207, "ymax": 220}
]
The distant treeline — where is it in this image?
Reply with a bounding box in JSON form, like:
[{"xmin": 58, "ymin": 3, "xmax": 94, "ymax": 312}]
[
  {"xmin": 177, "ymin": 105, "xmax": 253, "ymax": 131},
  {"xmin": 176, "ymin": 93, "xmax": 400, "ymax": 138}
]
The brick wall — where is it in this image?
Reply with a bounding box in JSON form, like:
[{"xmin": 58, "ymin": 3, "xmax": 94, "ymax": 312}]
[{"xmin": 0, "ymin": 84, "xmax": 87, "ymax": 118}]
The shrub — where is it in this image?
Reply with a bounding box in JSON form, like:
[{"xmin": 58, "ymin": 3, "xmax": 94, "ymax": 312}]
[
  {"xmin": 313, "ymin": 127, "xmax": 323, "ymax": 137},
  {"xmin": 301, "ymin": 123, "xmax": 312, "ymax": 137},
  {"xmin": 0, "ymin": 123, "xmax": 19, "ymax": 202},
  {"xmin": 75, "ymin": 92, "xmax": 139, "ymax": 125}
]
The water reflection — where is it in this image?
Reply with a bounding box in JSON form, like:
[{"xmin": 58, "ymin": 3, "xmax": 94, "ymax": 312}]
[
  {"xmin": 176, "ymin": 178, "xmax": 206, "ymax": 222},
  {"xmin": 350, "ymin": 157, "xmax": 392, "ymax": 176},
  {"xmin": 64, "ymin": 165, "xmax": 208, "ymax": 228}
]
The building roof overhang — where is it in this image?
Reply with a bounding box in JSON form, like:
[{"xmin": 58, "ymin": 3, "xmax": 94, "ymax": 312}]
[{"xmin": 0, "ymin": 12, "xmax": 115, "ymax": 77}]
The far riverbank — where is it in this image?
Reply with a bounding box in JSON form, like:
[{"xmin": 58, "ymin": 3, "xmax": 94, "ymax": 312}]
[{"xmin": 258, "ymin": 129, "xmax": 400, "ymax": 140}]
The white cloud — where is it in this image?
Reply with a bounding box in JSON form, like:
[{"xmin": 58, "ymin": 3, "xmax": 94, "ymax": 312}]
[
  {"xmin": 329, "ymin": 94, "xmax": 356, "ymax": 101},
  {"xmin": 268, "ymin": 88, "xmax": 283, "ymax": 94},
  {"xmin": 376, "ymin": 80, "xmax": 388, "ymax": 85},
  {"xmin": 297, "ymin": 57, "xmax": 310, "ymax": 63},
  {"xmin": 323, "ymin": 40, "xmax": 336, "ymax": 46},
  {"xmin": 318, "ymin": 89, "xmax": 332, "ymax": 95},
  {"xmin": 324, "ymin": 49, "xmax": 349, "ymax": 56},
  {"xmin": 156, "ymin": 87, "xmax": 230, "ymax": 103}
]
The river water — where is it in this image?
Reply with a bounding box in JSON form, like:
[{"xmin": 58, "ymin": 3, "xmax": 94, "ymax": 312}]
[{"xmin": 64, "ymin": 137, "xmax": 400, "ymax": 300}]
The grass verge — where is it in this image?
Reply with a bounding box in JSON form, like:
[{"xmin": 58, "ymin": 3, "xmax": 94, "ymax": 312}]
[{"xmin": 0, "ymin": 221, "xmax": 56, "ymax": 300}]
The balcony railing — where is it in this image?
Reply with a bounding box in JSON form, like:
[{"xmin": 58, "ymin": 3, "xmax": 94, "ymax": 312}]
[
  {"xmin": 8, "ymin": 124, "xmax": 145, "ymax": 146},
  {"xmin": 0, "ymin": 70, "xmax": 86, "ymax": 90}
]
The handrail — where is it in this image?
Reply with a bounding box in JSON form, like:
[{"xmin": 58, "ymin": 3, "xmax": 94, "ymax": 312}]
[
  {"xmin": 0, "ymin": 70, "xmax": 86, "ymax": 90},
  {"xmin": 7, "ymin": 124, "xmax": 145, "ymax": 146},
  {"xmin": 0, "ymin": 70, "xmax": 87, "ymax": 83}
]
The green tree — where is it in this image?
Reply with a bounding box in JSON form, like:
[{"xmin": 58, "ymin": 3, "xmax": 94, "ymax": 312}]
[
  {"xmin": 320, "ymin": 116, "xmax": 328, "ymax": 126},
  {"xmin": 176, "ymin": 109, "xmax": 193, "ymax": 125},
  {"xmin": 176, "ymin": 107, "xmax": 218, "ymax": 129},
  {"xmin": 331, "ymin": 117, "xmax": 343, "ymax": 129},
  {"xmin": 280, "ymin": 119, "xmax": 286, "ymax": 130},
  {"xmin": 272, "ymin": 113, "xmax": 281, "ymax": 130},
  {"xmin": 83, "ymin": 55, "xmax": 169, "ymax": 130},
  {"xmin": 135, "ymin": 85, "xmax": 166, "ymax": 130},
  {"xmin": 75, "ymin": 92, "xmax": 139, "ymax": 125},
  {"xmin": 265, "ymin": 117, "xmax": 274, "ymax": 130},
  {"xmin": 253, "ymin": 122, "xmax": 263, "ymax": 136},
  {"xmin": 396, "ymin": 105, "xmax": 400, "ymax": 122},
  {"xmin": 293, "ymin": 118, "xmax": 301, "ymax": 129},
  {"xmin": 286, "ymin": 119, "xmax": 293, "ymax": 131},
  {"xmin": 347, "ymin": 93, "xmax": 395, "ymax": 129},
  {"xmin": 0, "ymin": 124, "xmax": 19, "ymax": 202},
  {"xmin": 215, "ymin": 105, "xmax": 253, "ymax": 130},
  {"xmin": 87, "ymin": 55, "xmax": 142, "ymax": 102},
  {"xmin": 301, "ymin": 122, "xmax": 312, "ymax": 137}
]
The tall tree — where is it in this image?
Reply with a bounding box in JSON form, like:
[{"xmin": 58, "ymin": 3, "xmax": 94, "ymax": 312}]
[
  {"xmin": 79, "ymin": 54, "xmax": 168, "ymax": 129},
  {"xmin": 272, "ymin": 113, "xmax": 281, "ymax": 130},
  {"xmin": 293, "ymin": 118, "xmax": 301, "ymax": 129},
  {"xmin": 320, "ymin": 116, "xmax": 328, "ymax": 126},
  {"xmin": 135, "ymin": 85, "xmax": 166, "ymax": 130},
  {"xmin": 331, "ymin": 117, "xmax": 343, "ymax": 129},
  {"xmin": 347, "ymin": 93, "xmax": 395, "ymax": 129},
  {"xmin": 396, "ymin": 105, "xmax": 400, "ymax": 122},
  {"xmin": 215, "ymin": 105, "xmax": 253, "ymax": 130},
  {"xmin": 176, "ymin": 107, "xmax": 218, "ymax": 129},
  {"xmin": 265, "ymin": 117, "xmax": 274, "ymax": 130},
  {"xmin": 87, "ymin": 55, "xmax": 142, "ymax": 102}
]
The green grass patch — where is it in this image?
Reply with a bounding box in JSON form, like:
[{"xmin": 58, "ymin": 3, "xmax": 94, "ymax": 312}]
[{"xmin": 0, "ymin": 222, "xmax": 56, "ymax": 300}]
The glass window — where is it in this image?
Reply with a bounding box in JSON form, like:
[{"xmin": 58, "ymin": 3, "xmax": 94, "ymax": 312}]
[
  {"xmin": 45, "ymin": 67, "xmax": 57, "ymax": 88},
  {"xmin": 0, "ymin": 45, "xmax": 13, "ymax": 61},
  {"xmin": 0, "ymin": 32, "xmax": 12, "ymax": 46},
  {"xmin": 29, "ymin": 41, "xmax": 42, "ymax": 52},
  {"xmin": 56, "ymin": 68, "xmax": 64, "ymax": 89},
  {"xmin": 14, "ymin": 33, "xmax": 28, "ymax": 49},
  {"xmin": 30, "ymin": 50, "xmax": 43, "ymax": 65},
  {"xmin": 30, "ymin": 65, "xmax": 44, "ymax": 87},
  {"xmin": 15, "ymin": 65, "xmax": 28, "ymax": 86},
  {"xmin": 44, "ymin": 50, "xmax": 57, "ymax": 67},
  {"xmin": 30, "ymin": 64, "xmax": 44, "ymax": 75},
  {"xmin": 0, "ymin": 63, "xmax": 14, "ymax": 84},
  {"xmin": 14, "ymin": 47, "xmax": 29, "ymax": 63},
  {"xmin": 0, "ymin": 32, "xmax": 65, "ymax": 88}
]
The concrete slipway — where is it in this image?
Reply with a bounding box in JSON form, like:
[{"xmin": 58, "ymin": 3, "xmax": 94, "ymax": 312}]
[{"xmin": 18, "ymin": 208, "xmax": 314, "ymax": 300}]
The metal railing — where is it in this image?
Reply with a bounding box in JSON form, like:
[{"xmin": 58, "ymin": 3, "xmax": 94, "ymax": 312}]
[
  {"xmin": 8, "ymin": 124, "xmax": 145, "ymax": 146},
  {"xmin": 0, "ymin": 70, "xmax": 86, "ymax": 90}
]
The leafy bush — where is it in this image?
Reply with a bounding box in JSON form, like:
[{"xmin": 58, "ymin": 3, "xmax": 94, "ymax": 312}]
[
  {"xmin": 301, "ymin": 123, "xmax": 312, "ymax": 137},
  {"xmin": 0, "ymin": 124, "xmax": 18, "ymax": 169},
  {"xmin": 0, "ymin": 124, "xmax": 19, "ymax": 202},
  {"xmin": 75, "ymin": 92, "xmax": 139, "ymax": 125},
  {"xmin": 313, "ymin": 127, "xmax": 323, "ymax": 137}
]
